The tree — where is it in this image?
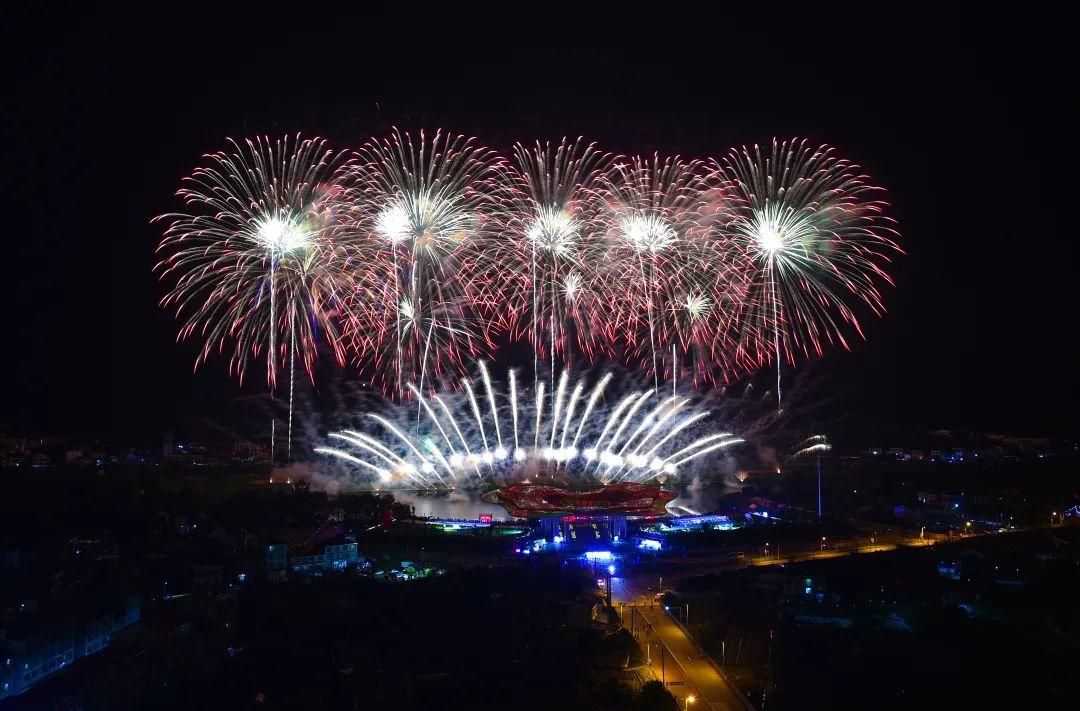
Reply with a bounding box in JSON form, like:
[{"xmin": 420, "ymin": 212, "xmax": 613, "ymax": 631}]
[{"xmin": 637, "ymin": 680, "xmax": 678, "ymax": 710}]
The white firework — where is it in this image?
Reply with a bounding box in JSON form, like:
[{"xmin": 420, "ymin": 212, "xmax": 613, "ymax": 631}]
[
  {"xmin": 619, "ymin": 213, "xmax": 679, "ymax": 253},
  {"xmin": 526, "ymin": 205, "xmax": 581, "ymax": 256},
  {"xmin": 316, "ymin": 362, "xmax": 743, "ymax": 489},
  {"xmin": 681, "ymin": 293, "xmax": 712, "ymax": 321}
]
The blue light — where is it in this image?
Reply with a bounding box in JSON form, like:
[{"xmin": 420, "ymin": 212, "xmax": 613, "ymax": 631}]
[
  {"xmin": 608, "ymin": 564, "xmax": 616, "ymax": 575},
  {"xmin": 584, "ymin": 551, "xmax": 613, "ymax": 561}
]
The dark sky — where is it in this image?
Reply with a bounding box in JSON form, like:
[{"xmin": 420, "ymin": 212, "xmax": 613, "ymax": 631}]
[{"xmin": 3, "ymin": 10, "xmax": 1074, "ymax": 443}]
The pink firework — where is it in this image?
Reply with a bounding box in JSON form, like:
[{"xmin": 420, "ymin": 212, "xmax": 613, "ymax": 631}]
[
  {"xmin": 467, "ymin": 137, "xmax": 618, "ymax": 384},
  {"xmin": 717, "ymin": 138, "xmax": 904, "ymax": 406},
  {"xmin": 337, "ymin": 128, "xmax": 507, "ymax": 397},
  {"xmin": 154, "ymin": 134, "xmax": 353, "ymax": 386},
  {"xmin": 593, "ymin": 154, "xmax": 751, "ymax": 389}
]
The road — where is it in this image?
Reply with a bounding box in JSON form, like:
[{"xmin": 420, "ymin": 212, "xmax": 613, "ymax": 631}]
[
  {"xmin": 602, "ymin": 525, "xmax": 1041, "ymax": 708},
  {"xmin": 627, "ymin": 525, "xmax": 1053, "ymax": 592},
  {"xmin": 745, "ymin": 536, "xmax": 935, "ymax": 568},
  {"xmin": 626, "ymin": 532, "xmax": 942, "ymax": 590},
  {"xmin": 603, "ymin": 533, "xmax": 943, "ymax": 709},
  {"xmin": 612, "ymin": 576, "xmax": 747, "ymax": 710}
]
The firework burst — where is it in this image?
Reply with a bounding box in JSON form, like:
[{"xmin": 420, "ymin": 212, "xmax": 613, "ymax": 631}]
[
  {"xmin": 597, "ymin": 155, "xmax": 748, "ymax": 389},
  {"xmin": 718, "ymin": 138, "xmax": 903, "ymax": 407},
  {"xmin": 154, "ymin": 135, "xmax": 353, "ymax": 459},
  {"xmin": 316, "ymin": 361, "xmax": 743, "ymax": 489},
  {"xmin": 155, "ymin": 130, "xmax": 903, "ymax": 460},
  {"xmin": 340, "ymin": 128, "xmax": 506, "ymax": 396},
  {"xmin": 470, "ymin": 138, "xmax": 617, "ymax": 383},
  {"xmin": 155, "ymin": 135, "xmax": 352, "ymax": 381}
]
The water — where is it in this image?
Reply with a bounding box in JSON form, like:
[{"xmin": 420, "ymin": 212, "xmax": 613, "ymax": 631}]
[
  {"xmin": 391, "ymin": 488, "xmax": 703, "ymax": 521},
  {"xmin": 392, "ymin": 490, "xmax": 509, "ymax": 521}
]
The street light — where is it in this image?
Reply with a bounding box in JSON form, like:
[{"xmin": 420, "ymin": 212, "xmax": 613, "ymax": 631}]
[
  {"xmin": 820, "ymin": 536, "xmax": 826, "ymax": 551},
  {"xmin": 685, "ymin": 694, "xmax": 696, "ymax": 710}
]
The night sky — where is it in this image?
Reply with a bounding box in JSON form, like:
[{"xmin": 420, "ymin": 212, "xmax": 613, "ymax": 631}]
[{"xmin": 4, "ymin": 10, "xmax": 1073, "ymax": 443}]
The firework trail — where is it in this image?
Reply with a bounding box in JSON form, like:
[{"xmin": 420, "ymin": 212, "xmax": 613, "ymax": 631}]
[
  {"xmin": 341, "ymin": 128, "xmax": 506, "ymax": 397},
  {"xmin": 792, "ymin": 433, "xmax": 831, "ymax": 458},
  {"xmin": 597, "ymin": 155, "xmax": 750, "ymax": 390},
  {"xmin": 718, "ymin": 138, "xmax": 903, "ymax": 409},
  {"xmin": 471, "ymin": 138, "xmax": 616, "ymax": 389},
  {"xmin": 154, "ymin": 135, "xmax": 353, "ymax": 462},
  {"xmin": 155, "ymin": 131, "xmax": 903, "ymax": 462},
  {"xmin": 316, "ymin": 361, "xmax": 743, "ymax": 489}
]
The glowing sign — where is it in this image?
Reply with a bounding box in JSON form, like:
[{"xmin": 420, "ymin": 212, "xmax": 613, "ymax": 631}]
[{"xmin": 584, "ymin": 551, "xmax": 613, "ymax": 561}]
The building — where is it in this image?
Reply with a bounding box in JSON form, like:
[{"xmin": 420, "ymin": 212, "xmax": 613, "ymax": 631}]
[
  {"xmin": 1, "ymin": 595, "xmax": 140, "ymax": 700},
  {"xmin": 265, "ymin": 542, "xmax": 288, "ymax": 581},
  {"xmin": 917, "ymin": 491, "xmax": 965, "ymax": 514},
  {"xmin": 289, "ymin": 542, "xmax": 360, "ymax": 575},
  {"xmin": 325, "ymin": 542, "xmax": 359, "ymax": 569}
]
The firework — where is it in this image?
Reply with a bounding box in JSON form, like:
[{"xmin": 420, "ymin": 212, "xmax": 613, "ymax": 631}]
[
  {"xmin": 718, "ymin": 138, "xmax": 903, "ymax": 408},
  {"xmin": 340, "ymin": 128, "xmax": 506, "ymax": 397},
  {"xmin": 154, "ymin": 135, "xmax": 353, "ymax": 460},
  {"xmin": 156, "ymin": 131, "xmax": 903, "ymax": 459},
  {"xmin": 792, "ymin": 434, "xmax": 832, "ymax": 458},
  {"xmin": 469, "ymin": 138, "xmax": 616, "ymax": 385},
  {"xmin": 597, "ymin": 155, "xmax": 749, "ymax": 390},
  {"xmin": 316, "ymin": 362, "xmax": 743, "ymax": 489}
]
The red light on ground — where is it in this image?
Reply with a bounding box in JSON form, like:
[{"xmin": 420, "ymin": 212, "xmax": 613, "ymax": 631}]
[{"xmin": 481, "ymin": 482, "xmax": 676, "ymax": 518}]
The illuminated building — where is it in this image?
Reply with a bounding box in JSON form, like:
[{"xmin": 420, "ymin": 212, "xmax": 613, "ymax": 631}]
[
  {"xmin": 290, "ymin": 542, "xmax": 360, "ymax": 574},
  {"xmin": 481, "ymin": 482, "xmax": 675, "ymax": 518},
  {"xmin": 1, "ymin": 596, "xmax": 140, "ymax": 700},
  {"xmin": 265, "ymin": 542, "xmax": 288, "ymax": 582}
]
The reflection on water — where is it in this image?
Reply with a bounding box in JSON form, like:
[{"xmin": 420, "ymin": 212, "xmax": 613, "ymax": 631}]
[
  {"xmin": 391, "ymin": 488, "xmax": 698, "ymax": 521},
  {"xmin": 392, "ymin": 490, "xmax": 511, "ymax": 521}
]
